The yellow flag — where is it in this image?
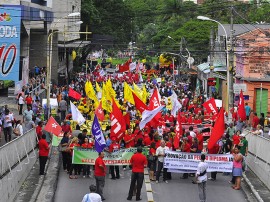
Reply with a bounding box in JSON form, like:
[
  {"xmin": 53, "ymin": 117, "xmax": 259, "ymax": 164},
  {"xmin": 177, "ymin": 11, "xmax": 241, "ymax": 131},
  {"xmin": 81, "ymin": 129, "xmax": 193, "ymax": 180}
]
[
  {"xmin": 106, "ymin": 79, "xmax": 116, "ymax": 99},
  {"xmin": 85, "ymin": 81, "xmax": 99, "ymax": 106},
  {"xmin": 124, "ymin": 82, "xmax": 135, "ymax": 104},
  {"xmin": 142, "ymin": 85, "xmax": 148, "ymax": 103},
  {"xmin": 101, "ymin": 82, "xmax": 112, "ymax": 112},
  {"xmin": 96, "ymin": 82, "xmax": 101, "ymax": 92},
  {"xmin": 133, "ymin": 82, "xmax": 143, "ymax": 99},
  {"xmin": 101, "ymin": 95, "xmax": 112, "ymax": 112}
]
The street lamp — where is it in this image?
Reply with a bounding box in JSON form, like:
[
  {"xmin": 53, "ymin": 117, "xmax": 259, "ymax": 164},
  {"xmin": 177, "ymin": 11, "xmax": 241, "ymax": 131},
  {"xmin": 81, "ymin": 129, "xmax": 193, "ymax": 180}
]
[{"xmin": 197, "ymin": 16, "xmax": 230, "ymax": 115}]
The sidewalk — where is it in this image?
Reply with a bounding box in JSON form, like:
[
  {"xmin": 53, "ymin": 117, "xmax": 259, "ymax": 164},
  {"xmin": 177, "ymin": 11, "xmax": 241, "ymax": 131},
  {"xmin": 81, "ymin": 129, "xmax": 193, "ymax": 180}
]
[{"xmin": 243, "ymin": 169, "xmax": 270, "ymax": 202}]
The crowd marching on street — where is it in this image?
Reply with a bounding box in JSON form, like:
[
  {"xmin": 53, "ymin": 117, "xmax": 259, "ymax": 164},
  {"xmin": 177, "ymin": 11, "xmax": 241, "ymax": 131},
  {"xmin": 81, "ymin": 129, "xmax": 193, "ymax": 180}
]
[{"xmin": 1, "ymin": 61, "xmax": 270, "ymax": 202}]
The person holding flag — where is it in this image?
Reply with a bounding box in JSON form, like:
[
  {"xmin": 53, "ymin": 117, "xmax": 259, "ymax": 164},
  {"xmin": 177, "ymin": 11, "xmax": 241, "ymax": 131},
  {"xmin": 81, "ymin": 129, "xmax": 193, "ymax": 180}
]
[{"xmin": 92, "ymin": 114, "xmax": 107, "ymax": 201}]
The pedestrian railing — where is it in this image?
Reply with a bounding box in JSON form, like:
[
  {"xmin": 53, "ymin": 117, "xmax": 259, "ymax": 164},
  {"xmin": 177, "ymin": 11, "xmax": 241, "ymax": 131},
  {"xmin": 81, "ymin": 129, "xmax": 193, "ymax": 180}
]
[
  {"xmin": 0, "ymin": 129, "xmax": 38, "ymax": 202},
  {"xmin": 244, "ymin": 129, "xmax": 270, "ymax": 190}
]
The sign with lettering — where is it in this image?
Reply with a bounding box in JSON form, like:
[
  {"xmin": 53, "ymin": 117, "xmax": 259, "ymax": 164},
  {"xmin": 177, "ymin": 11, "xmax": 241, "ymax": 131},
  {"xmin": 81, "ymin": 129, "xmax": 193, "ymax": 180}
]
[
  {"xmin": 164, "ymin": 150, "xmax": 233, "ymax": 173},
  {"xmin": 233, "ymin": 83, "xmax": 247, "ymax": 94},
  {"xmin": 207, "ymin": 78, "xmax": 216, "ymax": 86},
  {"xmin": 0, "ymin": 6, "xmax": 21, "ymax": 81},
  {"xmin": 72, "ymin": 147, "xmax": 149, "ymax": 165}
]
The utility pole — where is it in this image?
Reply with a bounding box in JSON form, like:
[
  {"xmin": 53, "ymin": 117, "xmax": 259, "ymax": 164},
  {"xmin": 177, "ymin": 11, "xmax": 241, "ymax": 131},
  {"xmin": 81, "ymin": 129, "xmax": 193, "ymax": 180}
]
[
  {"xmin": 209, "ymin": 26, "xmax": 215, "ymax": 98},
  {"xmin": 228, "ymin": 6, "xmax": 234, "ymax": 122},
  {"xmin": 179, "ymin": 37, "xmax": 183, "ymax": 81}
]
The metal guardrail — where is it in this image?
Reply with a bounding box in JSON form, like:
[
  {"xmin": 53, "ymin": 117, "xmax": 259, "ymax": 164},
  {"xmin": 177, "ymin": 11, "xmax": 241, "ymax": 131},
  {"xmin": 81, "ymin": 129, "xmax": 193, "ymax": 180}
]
[
  {"xmin": 0, "ymin": 129, "xmax": 38, "ymax": 179},
  {"xmin": 243, "ymin": 129, "xmax": 270, "ymax": 190}
]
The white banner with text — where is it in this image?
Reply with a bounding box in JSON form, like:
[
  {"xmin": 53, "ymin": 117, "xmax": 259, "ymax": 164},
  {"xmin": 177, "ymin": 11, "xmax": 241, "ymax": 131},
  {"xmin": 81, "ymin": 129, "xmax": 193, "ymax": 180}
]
[{"xmin": 164, "ymin": 151, "xmax": 233, "ymax": 173}]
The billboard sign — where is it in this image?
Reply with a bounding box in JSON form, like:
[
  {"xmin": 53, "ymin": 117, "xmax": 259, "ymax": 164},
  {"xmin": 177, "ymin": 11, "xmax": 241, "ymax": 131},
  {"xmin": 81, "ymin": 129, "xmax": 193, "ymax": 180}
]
[{"xmin": 0, "ymin": 6, "xmax": 21, "ymax": 81}]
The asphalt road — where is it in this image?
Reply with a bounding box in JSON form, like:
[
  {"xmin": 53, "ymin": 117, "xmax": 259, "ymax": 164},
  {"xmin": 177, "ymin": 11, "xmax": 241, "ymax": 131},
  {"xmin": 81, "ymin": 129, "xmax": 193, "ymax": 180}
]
[{"xmin": 54, "ymin": 164, "xmax": 248, "ymax": 202}]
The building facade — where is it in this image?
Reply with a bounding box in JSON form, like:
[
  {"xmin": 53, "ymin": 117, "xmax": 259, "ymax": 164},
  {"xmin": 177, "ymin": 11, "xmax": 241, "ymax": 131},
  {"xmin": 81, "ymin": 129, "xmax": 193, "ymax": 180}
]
[{"xmin": 235, "ymin": 28, "xmax": 270, "ymax": 116}]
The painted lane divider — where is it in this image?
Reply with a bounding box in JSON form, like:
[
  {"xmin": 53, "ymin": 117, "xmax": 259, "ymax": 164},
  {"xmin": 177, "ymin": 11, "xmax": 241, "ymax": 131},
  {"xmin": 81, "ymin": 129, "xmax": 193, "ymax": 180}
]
[{"xmin": 144, "ymin": 168, "xmax": 154, "ymax": 202}]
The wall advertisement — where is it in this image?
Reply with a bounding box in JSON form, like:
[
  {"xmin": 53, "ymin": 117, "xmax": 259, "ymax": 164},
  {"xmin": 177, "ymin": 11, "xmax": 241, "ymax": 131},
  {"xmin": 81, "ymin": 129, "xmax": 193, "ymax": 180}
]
[{"xmin": 0, "ymin": 6, "xmax": 21, "ymax": 81}]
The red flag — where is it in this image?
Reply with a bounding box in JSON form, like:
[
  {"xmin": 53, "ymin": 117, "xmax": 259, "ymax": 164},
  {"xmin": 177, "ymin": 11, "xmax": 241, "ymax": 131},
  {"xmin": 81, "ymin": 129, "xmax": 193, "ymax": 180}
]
[
  {"xmin": 238, "ymin": 90, "xmax": 246, "ymax": 121},
  {"xmin": 202, "ymin": 98, "xmax": 218, "ymax": 117},
  {"xmin": 123, "ymin": 113, "xmax": 130, "ymax": 128},
  {"xmin": 132, "ymin": 92, "xmax": 148, "ymax": 113},
  {"xmin": 95, "ymin": 102, "xmax": 104, "ymax": 121},
  {"xmin": 110, "ymin": 99, "xmax": 126, "ymax": 141},
  {"xmin": 173, "ymin": 112, "xmax": 183, "ymax": 149},
  {"xmin": 44, "ymin": 116, "xmax": 62, "ymax": 136},
  {"xmin": 68, "ymin": 88, "xmax": 81, "ymax": 100},
  {"xmin": 208, "ymin": 108, "xmax": 225, "ymax": 150},
  {"xmin": 149, "ymin": 88, "xmax": 160, "ymax": 109},
  {"xmin": 148, "ymin": 88, "xmax": 161, "ymax": 127},
  {"xmin": 119, "ymin": 60, "xmax": 131, "ymax": 73}
]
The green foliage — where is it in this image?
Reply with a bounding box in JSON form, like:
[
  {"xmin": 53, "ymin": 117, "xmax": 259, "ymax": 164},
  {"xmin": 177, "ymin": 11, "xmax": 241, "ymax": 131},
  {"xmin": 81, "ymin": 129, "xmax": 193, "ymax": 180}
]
[{"xmin": 81, "ymin": 0, "xmax": 270, "ymax": 64}]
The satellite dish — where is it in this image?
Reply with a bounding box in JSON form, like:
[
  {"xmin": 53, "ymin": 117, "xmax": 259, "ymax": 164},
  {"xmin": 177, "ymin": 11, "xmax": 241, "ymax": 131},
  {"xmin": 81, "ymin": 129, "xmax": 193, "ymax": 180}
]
[{"xmin": 187, "ymin": 57, "xmax": 194, "ymax": 65}]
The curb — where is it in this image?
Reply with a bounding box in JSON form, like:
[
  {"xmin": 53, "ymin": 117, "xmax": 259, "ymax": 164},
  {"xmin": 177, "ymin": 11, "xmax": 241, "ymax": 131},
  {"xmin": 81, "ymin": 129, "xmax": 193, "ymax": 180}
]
[
  {"xmin": 243, "ymin": 173, "xmax": 264, "ymax": 202},
  {"xmin": 30, "ymin": 146, "xmax": 60, "ymax": 202}
]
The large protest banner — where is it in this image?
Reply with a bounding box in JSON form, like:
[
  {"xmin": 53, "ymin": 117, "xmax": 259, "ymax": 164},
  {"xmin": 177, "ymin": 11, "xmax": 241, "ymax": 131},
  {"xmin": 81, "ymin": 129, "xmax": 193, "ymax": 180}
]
[
  {"xmin": 164, "ymin": 150, "xmax": 233, "ymax": 173},
  {"xmin": 72, "ymin": 147, "xmax": 149, "ymax": 165}
]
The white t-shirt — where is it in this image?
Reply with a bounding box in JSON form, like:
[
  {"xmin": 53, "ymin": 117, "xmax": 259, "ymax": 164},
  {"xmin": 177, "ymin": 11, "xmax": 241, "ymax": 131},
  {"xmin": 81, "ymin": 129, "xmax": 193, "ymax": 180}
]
[
  {"xmin": 156, "ymin": 146, "xmax": 169, "ymax": 163},
  {"xmin": 190, "ymin": 131, "xmax": 196, "ymax": 138},
  {"xmin": 82, "ymin": 193, "xmax": 102, "ymax": 202},
  {"xmin": 157, "ymin": 127, "xmax": 163, "ymax": 137},
  {"xmin": 18, "ymin": 96, "xmax": 24, "ymax": 105},
  {"xmin": 16, "ymin": 124, "xmax": 24, "ymax": 136},
  {"xmin": 196, "ymin": 161, "xmax": 208, "ymax": 183}
]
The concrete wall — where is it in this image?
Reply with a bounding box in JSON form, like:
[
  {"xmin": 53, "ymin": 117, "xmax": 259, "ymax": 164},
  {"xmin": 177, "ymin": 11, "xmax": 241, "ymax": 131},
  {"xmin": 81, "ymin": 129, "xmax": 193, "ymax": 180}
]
[
  {"xmin": 0, "ymin": 129, "xmax": 38, "ymax": 202},
  {"xmin": 245, "ymin": 132, "xmax": 270, "ymax": 190},
  {"xmin": 29, "ymin": 31, "xmax": 48, "ymax": 70},
  {"xmin": 51, "ymin": 0, "xmax": 81, "ymax": 41}
]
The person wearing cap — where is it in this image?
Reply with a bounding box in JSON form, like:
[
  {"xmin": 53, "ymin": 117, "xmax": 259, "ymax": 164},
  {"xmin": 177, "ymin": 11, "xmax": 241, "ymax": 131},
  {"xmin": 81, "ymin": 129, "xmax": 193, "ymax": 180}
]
[
  {"xmin": 127, "ymin": 147, "xmax": 147, "ymax": 201},
  {"xmin": 109, "ymin": 137, "xmax": 120, "ymax": 179},
  {"xmin": 82, "ymin": 184, "xmax": 102, "ymax": 202},
  {"xmin": 195, "ymin": 154, "xmax": 208, "ymax": 202},
  {"xmin": 239, "ymin": 133, "xmax": 248, "ymax": 171}
]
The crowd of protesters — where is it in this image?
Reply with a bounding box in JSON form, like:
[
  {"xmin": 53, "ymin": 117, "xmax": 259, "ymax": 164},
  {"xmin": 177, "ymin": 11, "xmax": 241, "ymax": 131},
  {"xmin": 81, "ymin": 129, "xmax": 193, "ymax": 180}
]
[{"xmin": 1, "ymin": 62, "xmax": 269, "ymax": 201}]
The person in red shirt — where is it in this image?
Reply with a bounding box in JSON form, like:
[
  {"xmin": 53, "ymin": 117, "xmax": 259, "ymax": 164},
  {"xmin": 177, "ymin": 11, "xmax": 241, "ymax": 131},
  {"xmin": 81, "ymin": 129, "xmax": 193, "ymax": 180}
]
[
  {"xmin": 36, "ymin": 121, "xmax": 43, "ymax": 140},
  {"xmin": 109, "ymin": 137, "xmax": 120, "ymax": 179},
  {"xmin": 127, "ymin": 147, "xmax": 147, "ymax": 201},
  {"xmin": 197, "ymin": 131, "xmax": 204, "ymax": 153},
  {"xmin": 143, "ymin": 133, "xmax": 151, "ymax": 146},
  {"xmin": 82, "ymin": 137, "xmax": 94, "ymax": 178},
  {"xmin": 194, "ymin": 104, "xmax": 202, "ymax": 114},
  {"xmin": 232, "ymin": 130, "xmax": 241, "ymax": 147},
  {"xmin": 180, "ymin": 137, "xmax": 191, "ymax": 179},
  {"xmin": 61, "ymin": 120, "xmax": 72, "ymax": 134},
  {"xmin": 135, "ymin": 131, "xmax": 144, "ymax": 145},
  {"xmin": 194, "ymin": 115, "xmax": 202, "ymax": 124},
  {"xmin": 208, "ymin": 140, "xmax": 222, "ymax": 181},
  {"xmin": 68, "ymin": 137, "xmax": 80, "ymax": 179},
  {"xmin": 252, "ymin": 112, "xmax": 260, "ymax": 129},
  {"xmin": 38, "ymin": 134, "xmax": 49, "ymax": 175},
  {"xmin": 124, "ymin": 129, "xmax": 135, "ymax": 148},
  {"xmin": 95, "ymin": 152, "xmax": 106, "ymax": 201},
  {"xmin": 25, "ymin": 94, "xmax": 33, "ymax": 108}
]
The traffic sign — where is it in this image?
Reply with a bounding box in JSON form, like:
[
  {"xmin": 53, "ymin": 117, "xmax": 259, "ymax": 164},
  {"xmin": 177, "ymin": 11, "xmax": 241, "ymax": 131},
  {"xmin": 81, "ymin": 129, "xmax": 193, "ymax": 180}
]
[
  {"xmin": 187, "ymin": 57, "xmax": 194, "ymax": 65},
  {"xmin": 233, "ymin": 84, "xmax": 247, "ymax": 94}
]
